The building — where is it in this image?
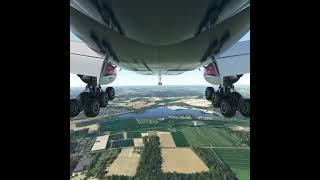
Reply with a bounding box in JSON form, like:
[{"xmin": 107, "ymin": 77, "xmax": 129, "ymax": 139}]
[{"xmin": 91, "ymin": 134, "xmax": 110, "ymax": 151}]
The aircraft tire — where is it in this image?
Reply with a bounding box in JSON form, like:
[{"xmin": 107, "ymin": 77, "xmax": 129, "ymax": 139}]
[
  {"xmin": 106, "ymin": 87, "xmax": 115, "ymax": 100},
  {"xmin": 84, "ymin": 99, "xmax": 100, "ymax": 117},
  {"xmin": 239, "ymin": 99, "xmax": 250, "ymax": 117},
  {"xmin": 205, "ymin": 87, "xmax": 214, "ymax": 100},
  {"xmin": 228, "ymin": 92, "xmax": 242, "ymax": 108},
  {"xmin": 220, "ymin": 98, "xmax": 237, "ymax": 117},
  {"xmin": 211, "ymin": 92, "xmax": 222, "ymax": 107},
  {"xmin": 70, "ymin": 99, "xmax": 81, "ymax": 117},
  {"xmin": 98, "ymin": 92, "xmax": 109, "ymax": 108}
]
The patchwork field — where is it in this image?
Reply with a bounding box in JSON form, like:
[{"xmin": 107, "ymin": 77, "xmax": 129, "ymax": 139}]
[
  {"xmin": 157, "ymin": 131, "xmax": 176, "ymax": 148},
  {"xmin": 127, "ymin": 131, "xmax": 142, "ymax": 138},
  {"xmin": 214, "ymin": 148, "xmax": 250, "ymax": 180},
  {"xmin": 161, "ymin": 148, "xmax": 209, "ymax": 173},
  {"xmin": 107, "ymin": 148, "xmax": 141, "ymax": 177},
  {"xmin": 181, "ymin": 127, "xmax": 239, "ymax": 147},
  {"xmin": 172, "ymin": 131, "xmax": 190, "ymax": 147}
]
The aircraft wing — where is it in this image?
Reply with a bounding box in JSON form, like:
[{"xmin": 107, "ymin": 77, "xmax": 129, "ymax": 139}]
[
  {"xmin": 70, "ymin": 40, "xmax": 104, "ymax": 78},
  {"xmin": 216, "ymin": 40, "xmax": 250, "ymax": 77}
]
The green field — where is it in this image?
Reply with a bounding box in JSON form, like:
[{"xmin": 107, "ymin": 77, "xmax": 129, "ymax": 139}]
[
  {"xmin": 76, "ymin": 120, "xmax": 99, "ymax": 127},
  {"xmin": 171, "ymin": 131, "xmax": 190, "ymax": 147},
  {"xmin": 127, "ymin": 131, "xmax": 142, "ymax": 138},
  {"xmin": 99, "ymin": 119, "xmax": 139, "ymax": 132},
  {"xmin": 215, "ymin": 148, "xmax": 250, "ymax": 180},
  {"xmin": 181, "ymin": 127, "xmax": 239, "ymax": 147}
]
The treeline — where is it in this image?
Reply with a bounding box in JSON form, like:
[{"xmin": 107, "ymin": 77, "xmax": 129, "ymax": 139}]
[{"xmin": 135, "ymin": 136, "xmax": 163, "ymax": 179}]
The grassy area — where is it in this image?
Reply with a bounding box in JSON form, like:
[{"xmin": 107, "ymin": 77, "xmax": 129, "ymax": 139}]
[
  {"xmin": 75, "ymin": 120, "xmax": 99, "ymax": 127},
  {"xmin": 214, "ymin": 148, "xmax": 250, "ymax": 180},
  {"xmin": 127, "ymin": 131, "xmax": 142, "ymax": 138},
  {"xmin": 181, "ymin": 127, "xmax": 239, "ymax": 147},
  {"xmin": 171, "ymin": 131, "xmax": 190, "ymax": 147},
  {"xmin": 99, "ymin": 119, "xmax": 139, "ymax": 132}
]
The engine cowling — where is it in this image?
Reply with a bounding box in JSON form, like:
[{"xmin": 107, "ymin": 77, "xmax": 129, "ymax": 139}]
[
  {"xmin": 203, "ymin": 63, "xmax": 221, "ymax": 85},
  {"xmin": 100, "ymin": 63, "xmax": 117, "ymax": 85}
]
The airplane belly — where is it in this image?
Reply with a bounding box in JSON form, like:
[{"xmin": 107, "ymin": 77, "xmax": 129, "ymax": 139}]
[
  {"xmin": 70, "ymin": 4, "xmax": 249, "ymax": 75},
  {"xmin": 71, "ymin": 0, "xmax": 248, "ymax": 46}
]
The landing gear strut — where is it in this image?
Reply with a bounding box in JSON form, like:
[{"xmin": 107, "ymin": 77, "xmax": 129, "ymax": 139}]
[{"xmin": 70, "ymin": 76, "xmax": 116, "ymax": 118}]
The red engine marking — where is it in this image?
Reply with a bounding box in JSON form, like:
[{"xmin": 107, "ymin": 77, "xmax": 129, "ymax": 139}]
[
  {"xmin": 102, "ymin": 63, "xmax": 117, "ymax": 76},
  {"xmin": 203, "ymin": 63, "xmax": 218, "ymax": 76}
]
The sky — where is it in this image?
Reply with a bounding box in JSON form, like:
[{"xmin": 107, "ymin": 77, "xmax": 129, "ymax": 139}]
[{"xmin": 70, "ymin": 31, "xmax": 250, "ymax": 87}]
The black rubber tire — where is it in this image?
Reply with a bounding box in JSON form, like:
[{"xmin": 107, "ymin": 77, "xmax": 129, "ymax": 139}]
[
  {"xmin": 205, "ymin": 87, "xmax": 214, "ymax": 100},
  {"xmin": 220, "ymin": 98, "xmax": 237, "ymax": 118},
  {"xmin": 98, "ymin": 92, "xmax": 109, "ymax": 108},
  {"xmin": 84, "ymin": 99, "xmax": 100, "ymax": 117},
  {"xmin": 78, "ymin": 92, "xmax": 91, "ymax": 106},
  {"xmin": 70, "ymin": 99, "xmax": 81, "ymax": 118},
  {"xmin": 239, "ymin": 99, "xmax": 250, "ymax": 117},
  {"xmin": 106, "ymin": 87, "xmax": 115, "ymax": 100},
  {"xmin": 211, "ymin": 92, "xmax": 223, "ymax": 107},
  {"xmin": 228, "ymin": 92, "xmax": 242, "ymax": 108}
]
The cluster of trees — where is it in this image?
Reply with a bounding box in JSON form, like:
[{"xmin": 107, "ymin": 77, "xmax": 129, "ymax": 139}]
[
  {"xmin": 86, "ymin": 150, "xmax": 121, "ymax": 178},
  {"xmin": 135, "ymin": 136, "xmax": 163, "ymax": 179}
]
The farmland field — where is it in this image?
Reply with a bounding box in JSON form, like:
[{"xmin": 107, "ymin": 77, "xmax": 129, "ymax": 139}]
[
  {"xmin": 109, "ymin": 139, "xmax": 134, "ymax": 149},
  {"xmin": 215, "ymin": 148, "xmax": 250, "ymax": 180},
  {"xmin": 161, "ymin": 148, "xmax": 209, "ymax": 173},
  {"xmin": 127, "ymin": 131, "xmax": 142, "ymax": 138},
  {"xmin": 172, "ymin": 131, "xmax": 190, "ymax": 147},
  {"xmin": 181, "ymin": 127, "xmax": 239, "ymax": 147},
  {"xmin": 99, "ymin": 119, "xmax": 139, "ymax": 132},
  {"xmin": 157, "ymin": 131, "xmax": 176, "ymax": 147},
  {"xmin": 107, "ymin": 148, "xmax": 140, "ymax": 177}
]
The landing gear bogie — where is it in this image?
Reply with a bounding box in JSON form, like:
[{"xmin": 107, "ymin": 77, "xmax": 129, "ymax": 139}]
[{"xmin": 204, "ymin": 86, "xmax": 250, "ymax": 118}]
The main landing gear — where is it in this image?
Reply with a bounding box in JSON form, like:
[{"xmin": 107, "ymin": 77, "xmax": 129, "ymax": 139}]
[
  {"xmin": 205, "ymin": 85, "xmax": 250, "ymax": 118},
  {"xmin": 70, "ymin": 77, "xmax": 115, "ymax": 118}
]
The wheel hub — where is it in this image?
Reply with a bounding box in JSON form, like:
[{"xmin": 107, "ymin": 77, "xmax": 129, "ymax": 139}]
[
  {"xmin": 93, "ymin": 103, "xmax": 99, "ymax": 113},
  {"xmin": 242, "ymin": 105, "xmax": 248, "ymax": 113},
  {"xmin": 221, "ymin": 103, "xmax": 228, "ymax": 113}
]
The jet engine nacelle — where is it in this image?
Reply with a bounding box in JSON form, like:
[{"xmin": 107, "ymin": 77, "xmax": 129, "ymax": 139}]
[
  {"xmin": 100, "ymin": 63, "xmax": 117, "ymax": 85},
  {"xmin": 203, "ymin": 63, "xmax": 221, "ymax": 85}
]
